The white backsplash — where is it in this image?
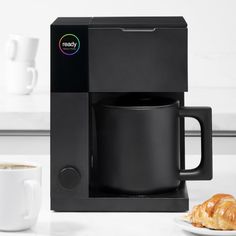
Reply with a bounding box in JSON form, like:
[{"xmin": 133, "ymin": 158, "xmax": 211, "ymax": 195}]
[
  {"xmin": 0, "ymin": 0, "xmax": 235, "ymax": 131},
  {"xmin": 0, "ymin": 0, "xmax": 236, "ymax": 92},
  {"xmin": 185, "ymin": 87, "xmax": 236, "ymax": 131}
]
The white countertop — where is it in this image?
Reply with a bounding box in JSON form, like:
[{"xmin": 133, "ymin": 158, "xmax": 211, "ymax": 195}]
[
  {"xmin": 0, "ymin": 154, "xmax": 235, "ymax": 235},
  {"xmin": 0, "ymin": 87, "xmax": 236, "ymax": 131}
]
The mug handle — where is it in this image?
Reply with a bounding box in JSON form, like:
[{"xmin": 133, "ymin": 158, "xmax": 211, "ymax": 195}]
[
  {"xmin": 178, "ymin": 107, "xmax": 212, "ymax": 180},
  {"xmin": 6, "ymin": 39, "xmax": 17, "ymax": 60},
  {"xmin": 24, "ymin": 180, "xmax": 41, "ymax": 220},
  {"xmin": 26, "ymin": 67, "xmax": 38, "ymax": 93}
]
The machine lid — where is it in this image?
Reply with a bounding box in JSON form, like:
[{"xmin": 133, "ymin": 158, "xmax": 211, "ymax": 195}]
[
  {"xmin": 51, "ymin": 17, "xmax": 187, "ymax": 28},
  {"xmin": 90, "ymin": 17, "xmax": 187, "ymax": 28},
  {"xmin": 51, "ymin": 17, "xmax": 92, "ymax": 25}
]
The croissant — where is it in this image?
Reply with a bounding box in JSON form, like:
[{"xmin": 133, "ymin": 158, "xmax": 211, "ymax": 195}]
[{"xmin": 185, "ymin": 194, "xmax": 236, "ymax": 230}]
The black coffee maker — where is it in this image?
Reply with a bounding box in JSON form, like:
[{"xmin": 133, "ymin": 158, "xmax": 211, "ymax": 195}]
[{"xmin": 51, "ymin": 17, "xmax": 212, "ymax": 212}]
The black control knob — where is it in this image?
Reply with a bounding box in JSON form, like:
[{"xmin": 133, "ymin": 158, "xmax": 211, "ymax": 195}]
[{"xmin": 59, "ymin": 167, "xmax": 81, "ymax": 189}]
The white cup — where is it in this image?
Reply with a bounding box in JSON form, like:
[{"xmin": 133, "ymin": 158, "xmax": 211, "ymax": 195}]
[
  {"xmin": 6, "ymin": 35, "xmax": 39, "ymax": 62},
  {"xmin": 6, "ymin": 61, "xmax": 38, "ymax": 95},
  {"xmin": 0, "ymin": 163, "xmax": 41, "ymax": 231}
]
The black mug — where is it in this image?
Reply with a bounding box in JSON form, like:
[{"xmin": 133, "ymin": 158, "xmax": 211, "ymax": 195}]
[{"xmin": 94, "ymin": 97, "xmax": 212, "ymax": 194}]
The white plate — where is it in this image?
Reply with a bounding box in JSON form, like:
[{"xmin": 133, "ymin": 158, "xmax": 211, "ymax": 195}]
[{"xmin": 175, "ymin": 218, "xmax": 236, "ymax": 236}]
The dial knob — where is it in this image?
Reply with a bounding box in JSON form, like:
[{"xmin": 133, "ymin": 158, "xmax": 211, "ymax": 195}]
[{"xmin": 59, "ymin": 167, "xmax": 81, "ymax": 189}]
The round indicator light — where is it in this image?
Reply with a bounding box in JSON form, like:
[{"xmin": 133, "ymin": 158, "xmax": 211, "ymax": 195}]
[{"xmin": 59, "ymin": 34, "xmax": 80, "ymax": 56}]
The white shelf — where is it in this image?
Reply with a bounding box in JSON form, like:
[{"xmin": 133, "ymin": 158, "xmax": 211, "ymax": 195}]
[
  {"xmin": 185, "ymin": 87, "xmax": 236, "ymax": 131},
  {"xmin": 0, "ymin": 91, "xmax": 49, "ymax": 130},
  {"xmin": 0, "ymin": 87, "xmax": 235, "ymax": 131}
]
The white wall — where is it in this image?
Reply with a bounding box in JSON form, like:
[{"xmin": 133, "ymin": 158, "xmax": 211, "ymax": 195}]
[{"xmin": 0, "ymin": 0, "xmax": 236, "ymax": 91}]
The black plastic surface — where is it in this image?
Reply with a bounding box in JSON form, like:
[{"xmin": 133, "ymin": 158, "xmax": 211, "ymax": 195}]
[
  {"xmin": 52, "ymin": 17, "xmax": 92, "ymax": 26},
  {"xmin": 51, "ymin": 24, "xmax": 89, "ymax": 92},
  {"xmin": 91, "ymin": 16, "xmax": 187, "ymax": 28},
  {"xmin": 179, "ymin": 107, "xmax": 213, "ymax": 180},
  {"xmin": 51, "ymin": 93, "xmax": 89, "ymax": 198},
  {"xmin": 50, "ymin": 92, "xmax": 189, "ymax": 212},
  {"xmin": 59, "ymin": 167, "xmax": 81, "ymax": 189},
  {"xmin": 89, "ymin": 92, "xmax": 186, "ymax": 197},
  {"xmin": 94, "ymin": 96, "xmax": 180, "ymax": 193},
  {"xmin": 51, "ymin": 17, "xmax": 187, "ymax": 93},
  {"xmin": 94, "ymin": 96, "xmax": 212, "ymax": 194},
  {"xmin": 51, "ymin": 182, "xmax": 189, "ymax": 212},
  {"xmin": 52, "ymin": 17, "xmax": 187, "ymax": 28},
  {"xmin": 89, "ymin": 27, "xmax": 187, "ymax": 92}
]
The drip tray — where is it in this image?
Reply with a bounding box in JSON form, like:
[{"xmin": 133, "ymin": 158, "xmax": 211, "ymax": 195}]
[{"xmin": 52, "ymin": 182, "xmax": 189, "ymax": 212}]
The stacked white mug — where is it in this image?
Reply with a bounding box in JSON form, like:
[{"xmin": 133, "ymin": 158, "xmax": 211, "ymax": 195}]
[{"xmin": 5, "ymin": 35, "xmax": 39, "ymax": 95}]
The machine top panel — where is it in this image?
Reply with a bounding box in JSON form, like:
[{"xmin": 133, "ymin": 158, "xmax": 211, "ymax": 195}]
[
  {"xmin": 51, "ymin": 16, "xmax": 188, "ymax": 92},
  {"xmin": 91, "ymin": 17, "xmax": 187, "ymax": 28},
  {"xmin": 52, "ymin": 17, "xmax": 187, "ymax": 28}
]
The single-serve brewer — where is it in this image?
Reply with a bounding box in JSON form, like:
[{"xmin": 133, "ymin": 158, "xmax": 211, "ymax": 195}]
[{"xmin": 51, "ymin": 17, "xmax": 212, "ymax": 212}]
